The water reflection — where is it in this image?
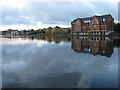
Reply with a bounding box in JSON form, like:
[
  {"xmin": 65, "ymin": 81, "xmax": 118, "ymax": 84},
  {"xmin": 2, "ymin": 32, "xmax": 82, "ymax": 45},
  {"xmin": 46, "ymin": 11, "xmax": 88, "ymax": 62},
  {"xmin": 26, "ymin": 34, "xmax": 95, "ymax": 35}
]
[
  {"xmin": 71, "ymin": 38, "xmax": 114, "ymax": 57},
  {"xmin": 2, "ymin": 36, "xmax": 119, "ymax": 88},
  {"xmin": 25, "ymin": 35, "xmax": 119, "ymax": 58}
]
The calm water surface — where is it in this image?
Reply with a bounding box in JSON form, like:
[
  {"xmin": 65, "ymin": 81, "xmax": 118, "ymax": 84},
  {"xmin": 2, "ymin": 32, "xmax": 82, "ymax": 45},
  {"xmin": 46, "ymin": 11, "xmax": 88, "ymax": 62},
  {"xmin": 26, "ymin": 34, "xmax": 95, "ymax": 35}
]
[{"xmin": 2, "ymin": 36, "xmax": 119, "ymax": 88}]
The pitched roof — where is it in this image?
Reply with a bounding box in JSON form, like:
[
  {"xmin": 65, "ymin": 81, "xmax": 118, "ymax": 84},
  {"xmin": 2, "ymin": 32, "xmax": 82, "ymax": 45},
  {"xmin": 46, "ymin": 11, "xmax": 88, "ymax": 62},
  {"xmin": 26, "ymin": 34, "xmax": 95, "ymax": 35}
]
[
  {"xmin": 97, "ymin": 14, "xmax": 111, "ymax": 19},
  {"xmin": 79, "ymin": 17, "xmax": 92, "ymax": 21},
  {"xmin": 73, "ymin": 14, "xmax": 112, "ymax": 22}
]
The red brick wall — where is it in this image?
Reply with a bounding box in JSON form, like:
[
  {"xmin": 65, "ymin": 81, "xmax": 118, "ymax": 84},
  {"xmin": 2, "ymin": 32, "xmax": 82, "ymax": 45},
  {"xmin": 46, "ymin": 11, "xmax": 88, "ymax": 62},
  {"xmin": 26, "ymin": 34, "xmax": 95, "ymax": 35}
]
[
  {"xmin": 71, "ymin": 19, "xmax": 82, "ymax": 32},
  {"xmin": 71, "ymin": 15, "xmax": 114, "ymax": 33},
  {"xmin": 106, "ymin": 15, "xmax": 114, "ymax": 31},
  {"xmin": 90, "ymin": 16, "xmax": 100, "ymax": 31}
]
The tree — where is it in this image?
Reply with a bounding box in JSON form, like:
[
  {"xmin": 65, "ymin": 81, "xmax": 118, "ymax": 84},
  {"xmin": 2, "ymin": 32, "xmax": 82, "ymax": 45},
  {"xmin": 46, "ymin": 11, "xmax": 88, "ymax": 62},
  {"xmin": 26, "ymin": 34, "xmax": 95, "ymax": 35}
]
[
  {"xmin": 48, "ymin": 27, "xmax": 52, "ymax": 29},
  {"xmin": 54, "ymin": 26, "xmax": 61, "ymax": 29},
  {"xmin": 114, "ymin": 23, "xmax": 120, "ymax": 32},
  {"xmin": 68, "ymin": 30, "xmax": 71, "ymax": 33},
  {"xmin": 30, "ymin": 29, "xmax": 35, "ymax": 34},
  {"xmin": 45, "ymin": 30, "xmax": 52, "ymax": 33},
  {"xmin": 41, "ymin": 30, "xmax": 45, "ymax": 33}
]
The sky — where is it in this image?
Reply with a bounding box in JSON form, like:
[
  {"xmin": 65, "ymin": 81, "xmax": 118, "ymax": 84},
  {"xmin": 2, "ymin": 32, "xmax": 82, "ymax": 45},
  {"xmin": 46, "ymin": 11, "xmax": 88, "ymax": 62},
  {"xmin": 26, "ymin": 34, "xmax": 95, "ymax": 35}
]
[{"xmin": 0, "ymin": 0, "xmax": 119, "ymax": 31}]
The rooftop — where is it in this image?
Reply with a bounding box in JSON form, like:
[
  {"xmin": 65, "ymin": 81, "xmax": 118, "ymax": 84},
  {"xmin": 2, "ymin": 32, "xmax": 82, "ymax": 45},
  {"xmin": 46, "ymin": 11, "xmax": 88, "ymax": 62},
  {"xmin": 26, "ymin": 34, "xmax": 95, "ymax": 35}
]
[{"xmin": 73, "ymin": 14, "xmax": 112, "ymax": 22}]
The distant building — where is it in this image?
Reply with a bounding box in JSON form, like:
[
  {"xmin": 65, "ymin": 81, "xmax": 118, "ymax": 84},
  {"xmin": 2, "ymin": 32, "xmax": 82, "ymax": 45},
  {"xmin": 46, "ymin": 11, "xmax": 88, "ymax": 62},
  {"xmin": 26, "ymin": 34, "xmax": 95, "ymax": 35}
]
[
  {"xmin": 1, "ymin": 31, "xmax": 7, "ymax": 35},
  {"xmin": 45, "ymin": 26, "xmax": 70, "ymax": 32},
  {"xmin": 5, "ymin": 29, "xmax": 19, "ymax": 35},
  {"xmin": 71, "ymin": 14, "xmax": 114, "ymax": 35},
  {"xmin": 62, "ymin": 28, "xmax": 71, "ymax": 31}
]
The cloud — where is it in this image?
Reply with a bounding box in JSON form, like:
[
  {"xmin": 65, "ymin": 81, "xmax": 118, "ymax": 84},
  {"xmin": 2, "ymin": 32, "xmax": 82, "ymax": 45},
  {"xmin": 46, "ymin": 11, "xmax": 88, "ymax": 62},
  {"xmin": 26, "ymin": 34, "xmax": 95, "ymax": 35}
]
[
  {"xmin": 2, "ymin": 6, "xmax": 36, "ymax": 25},
  {"xmin": 1, "ymin": 1, "xmax": 118, "ymax": 30}
]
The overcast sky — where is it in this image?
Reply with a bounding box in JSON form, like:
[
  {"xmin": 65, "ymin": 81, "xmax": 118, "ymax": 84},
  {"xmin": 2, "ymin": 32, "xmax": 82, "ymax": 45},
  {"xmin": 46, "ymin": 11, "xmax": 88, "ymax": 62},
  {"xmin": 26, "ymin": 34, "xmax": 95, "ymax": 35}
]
[{"xmin": 0, "ymin": 0, "xmax": 119, "ymax": 30}]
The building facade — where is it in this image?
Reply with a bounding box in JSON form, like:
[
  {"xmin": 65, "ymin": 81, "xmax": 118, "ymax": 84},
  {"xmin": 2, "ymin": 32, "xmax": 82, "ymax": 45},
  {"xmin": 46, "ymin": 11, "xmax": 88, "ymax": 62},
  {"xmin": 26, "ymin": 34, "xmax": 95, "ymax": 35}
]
[
  {"xmin": 71, "ymin": 14, "xmax": 114, "ymax": 35},
  {"xmin": 5, "ymin": 29, "xmax": 19, "ymax": 35}
]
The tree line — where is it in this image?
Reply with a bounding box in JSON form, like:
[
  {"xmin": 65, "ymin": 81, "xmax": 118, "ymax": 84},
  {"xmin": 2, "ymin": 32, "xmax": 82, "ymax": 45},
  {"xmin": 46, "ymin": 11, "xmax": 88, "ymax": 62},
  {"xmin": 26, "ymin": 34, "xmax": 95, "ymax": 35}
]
[{"xmin": 114, "ymin": 23, "xmax": 120, "ymax": 33}]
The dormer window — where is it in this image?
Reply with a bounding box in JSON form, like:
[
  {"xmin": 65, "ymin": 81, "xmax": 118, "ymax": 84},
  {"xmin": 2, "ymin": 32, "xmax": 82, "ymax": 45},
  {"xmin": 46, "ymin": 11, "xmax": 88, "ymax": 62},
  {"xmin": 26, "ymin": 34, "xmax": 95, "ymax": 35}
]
[{"xmin": 76, "ymin": 20, "xmax": 80, "ymax": 24}]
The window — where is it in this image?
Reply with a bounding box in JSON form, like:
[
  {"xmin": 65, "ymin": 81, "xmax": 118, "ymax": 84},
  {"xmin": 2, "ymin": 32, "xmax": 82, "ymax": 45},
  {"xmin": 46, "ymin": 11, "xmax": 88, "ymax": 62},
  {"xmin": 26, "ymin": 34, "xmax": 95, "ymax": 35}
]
[
  {"xmin": 92, "ymin": 18, "xmax": 97, "ymax": 22},
  {"xmin": 94, "ymin": 25, "xmax": 96, "ymax": 27},
  {"xmin": 76, "ymin": 20, "xmax": 80, "ymax": 24},
  {"xmin": 92, "ymin": 18, "xmax": 98, "ymax": 25},
  {"xmin": 103, "ymin": 18, "xmax": 106, "ymax": 21}
]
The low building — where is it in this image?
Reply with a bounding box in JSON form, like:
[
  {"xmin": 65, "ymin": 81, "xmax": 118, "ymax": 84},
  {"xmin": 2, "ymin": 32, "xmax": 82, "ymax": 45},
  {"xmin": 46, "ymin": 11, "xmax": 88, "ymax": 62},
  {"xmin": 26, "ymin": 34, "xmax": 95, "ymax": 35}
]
[
  {"xmin": 71, "ymin": 14, "xmax": 114, "ymax": 35},
  {"xmin": 45, "ymin": 26, "xmax": 70, "ymax": 32},
  {"xmin": 5, "ymin": 29, "xmax": 19, "ymax": 35},
  {"xmin": 62, "ymin": 28, "xmax": 71, "ymax": 31}
]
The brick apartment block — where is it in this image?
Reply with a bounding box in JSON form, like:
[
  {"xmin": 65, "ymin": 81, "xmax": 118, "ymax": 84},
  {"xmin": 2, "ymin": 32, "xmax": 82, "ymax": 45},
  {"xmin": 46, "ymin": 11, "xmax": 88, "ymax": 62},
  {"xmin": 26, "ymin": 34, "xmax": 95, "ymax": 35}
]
[{"xmin": 71, "ymin": 14, "xmax": 114, "ymax": 35}]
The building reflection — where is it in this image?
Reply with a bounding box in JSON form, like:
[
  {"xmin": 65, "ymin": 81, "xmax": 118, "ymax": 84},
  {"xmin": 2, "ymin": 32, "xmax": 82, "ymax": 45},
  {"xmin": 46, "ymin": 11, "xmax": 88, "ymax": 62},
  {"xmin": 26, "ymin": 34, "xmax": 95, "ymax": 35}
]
[
  {"xmin": 71, "ymin": 37, "xmax": 114, "ymax": 57},
  {"xmin": 3, "ymin": 35, "xmax": 118, "ymax": 58}
]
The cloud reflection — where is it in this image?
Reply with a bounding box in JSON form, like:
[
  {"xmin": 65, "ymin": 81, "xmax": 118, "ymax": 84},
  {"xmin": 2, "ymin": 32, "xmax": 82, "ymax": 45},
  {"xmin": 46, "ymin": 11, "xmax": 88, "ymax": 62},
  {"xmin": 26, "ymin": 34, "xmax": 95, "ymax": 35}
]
[{"xmin": 2, "ymin": 38, "xmax": 118, "ymax": 88}]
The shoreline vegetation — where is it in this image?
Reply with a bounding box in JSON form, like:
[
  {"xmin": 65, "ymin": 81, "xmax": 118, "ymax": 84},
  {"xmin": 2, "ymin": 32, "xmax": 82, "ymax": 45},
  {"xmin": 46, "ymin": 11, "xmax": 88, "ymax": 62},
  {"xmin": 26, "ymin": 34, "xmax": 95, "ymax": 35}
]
[
  {"xmin": 2, "ymin": 31, "xmax": 120, "ymax": 37},
  {"xmin": 1, "ymin": 34, "xmax": 120, "ymax": 48},
  {"xmin": 1, "ymin": 23, "xmax": 120, "ymax": 37}
]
